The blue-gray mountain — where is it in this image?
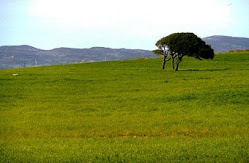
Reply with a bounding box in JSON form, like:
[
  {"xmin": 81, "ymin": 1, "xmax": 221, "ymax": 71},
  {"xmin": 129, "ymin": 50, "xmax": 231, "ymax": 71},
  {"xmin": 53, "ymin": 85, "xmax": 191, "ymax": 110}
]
[
  {"xmin": 0, "ymin": 46, "xmax": 155, "ymax": 69},
  {"xmin": 1, "ymin": 35, "xmax": 249, "ymax": 69},
  {"xmin": 202, "ymin": 35, "xmax": 249, "ymax": 53}
]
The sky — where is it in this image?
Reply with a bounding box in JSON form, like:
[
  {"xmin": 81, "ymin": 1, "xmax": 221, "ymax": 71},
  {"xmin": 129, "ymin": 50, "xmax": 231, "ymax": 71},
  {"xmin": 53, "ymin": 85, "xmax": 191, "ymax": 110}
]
[{"xmin": 0, "ymin": 0, "xmax": 248, "ymax": 50}]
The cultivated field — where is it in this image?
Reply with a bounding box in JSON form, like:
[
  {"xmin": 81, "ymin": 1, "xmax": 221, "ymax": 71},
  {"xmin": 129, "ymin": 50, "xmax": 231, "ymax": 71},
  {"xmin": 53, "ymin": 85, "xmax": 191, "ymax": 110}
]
[{"xmin": 0, "ymin": 52, "xmax": 249, "ymax": 162}]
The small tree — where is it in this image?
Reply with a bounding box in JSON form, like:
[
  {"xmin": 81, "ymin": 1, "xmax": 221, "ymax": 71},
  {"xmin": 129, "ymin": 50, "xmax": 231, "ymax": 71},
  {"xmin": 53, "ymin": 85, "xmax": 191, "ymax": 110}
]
[{"xmin": 153, "ymin": 32, "xmax": 214, "ymax": 71}]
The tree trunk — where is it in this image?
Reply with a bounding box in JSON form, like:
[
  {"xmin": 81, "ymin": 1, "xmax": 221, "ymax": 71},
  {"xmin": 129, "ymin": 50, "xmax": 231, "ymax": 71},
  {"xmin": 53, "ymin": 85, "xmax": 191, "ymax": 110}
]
[
  {"xmin": 172, "ymin": 57, "xmax": 175, "ymax": 70},
  {"xmin": 175, "ymin": 57, "xmax": 182, "ymax": 71},
  {"xmin": 162, "ymin": 55, "xmax": 167, "ymax": 70}
]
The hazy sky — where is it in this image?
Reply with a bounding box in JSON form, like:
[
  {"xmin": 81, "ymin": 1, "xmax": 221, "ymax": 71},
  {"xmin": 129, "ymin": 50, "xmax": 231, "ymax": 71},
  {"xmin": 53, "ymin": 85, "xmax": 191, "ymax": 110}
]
[{"xmin": 0, "ymin": 0, "xmax": 248, "ymax": 50}]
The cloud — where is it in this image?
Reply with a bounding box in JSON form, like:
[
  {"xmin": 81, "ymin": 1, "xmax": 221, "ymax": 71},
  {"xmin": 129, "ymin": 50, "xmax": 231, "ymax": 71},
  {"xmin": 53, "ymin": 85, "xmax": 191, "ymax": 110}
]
[
  {"xmin": 0, "ymin": 0, "xmax": 246, "ymax": 50},
  {"xmin": 27, "ymin": 0, "xmax": 234, "ymax": 48},
  {"xmin": 30, "ymin": 0, "xmax": 232, "ymax": 28}
]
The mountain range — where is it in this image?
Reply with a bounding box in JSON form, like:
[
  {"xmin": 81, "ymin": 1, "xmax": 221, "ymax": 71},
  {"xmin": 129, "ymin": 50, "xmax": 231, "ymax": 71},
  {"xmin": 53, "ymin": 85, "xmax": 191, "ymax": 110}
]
[
  {"xmin": 0, "ymin": 46, "xmax": 155, "ymax": 69},
  {"xmin": 1, "ymin": 35, "xmax": 249, "ymax": 69},
  {"xmin": 203, "ymin": 35, "xmax": 249, "ymax": 53}
]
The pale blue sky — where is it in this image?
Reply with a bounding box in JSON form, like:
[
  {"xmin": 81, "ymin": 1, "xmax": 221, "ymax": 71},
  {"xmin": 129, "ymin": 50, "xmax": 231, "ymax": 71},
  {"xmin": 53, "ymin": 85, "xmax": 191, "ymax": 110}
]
[{"xmin": 0, "ymin": 0, "xmax": 248, "ymax": 50}]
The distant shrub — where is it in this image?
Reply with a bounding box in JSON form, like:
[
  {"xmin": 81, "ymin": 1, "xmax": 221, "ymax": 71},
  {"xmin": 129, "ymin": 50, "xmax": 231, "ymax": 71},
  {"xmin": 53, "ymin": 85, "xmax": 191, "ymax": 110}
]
[{"xmin": 229, "ymin": 49, "xmax": 249, "ymax": 53}]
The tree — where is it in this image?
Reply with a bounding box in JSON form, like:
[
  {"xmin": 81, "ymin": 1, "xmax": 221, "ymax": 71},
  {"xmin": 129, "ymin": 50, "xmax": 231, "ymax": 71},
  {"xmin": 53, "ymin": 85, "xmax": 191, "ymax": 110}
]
[{"xmin": 153, "ymin": 32, "xmax": 214, "ymax": 71}]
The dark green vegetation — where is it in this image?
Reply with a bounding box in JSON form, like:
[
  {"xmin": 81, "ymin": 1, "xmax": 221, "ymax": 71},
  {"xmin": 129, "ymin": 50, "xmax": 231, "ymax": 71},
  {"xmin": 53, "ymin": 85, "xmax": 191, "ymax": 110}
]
[
  {"xmin": 1, "ymin": 52, "xmax": 249, "ymax": 162},
  {"xmin": 154, "ymin": 33, "xmax": 214, "ymax": 71}
]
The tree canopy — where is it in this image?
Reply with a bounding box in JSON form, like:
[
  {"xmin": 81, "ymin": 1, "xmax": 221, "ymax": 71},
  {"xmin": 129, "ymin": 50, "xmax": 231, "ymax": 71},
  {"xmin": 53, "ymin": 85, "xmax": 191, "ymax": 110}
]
[{"xmin": 153, "ymin": 32, "xmax": 214, "ymax": 71}]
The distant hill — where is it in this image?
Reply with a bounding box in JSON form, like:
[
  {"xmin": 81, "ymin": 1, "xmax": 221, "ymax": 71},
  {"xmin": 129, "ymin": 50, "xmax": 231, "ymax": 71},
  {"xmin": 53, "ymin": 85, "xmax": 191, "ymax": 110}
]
[
  {"xmin": 0, "ymin": 46, "xmax": 156, "ymax": 69},
  {"xmin": 203, "ymin": 35, "xmax": 249, "ymax": 53},
  {"xmin": 1, "ymin": 35, "xmax": 249, "ymax": 69}
]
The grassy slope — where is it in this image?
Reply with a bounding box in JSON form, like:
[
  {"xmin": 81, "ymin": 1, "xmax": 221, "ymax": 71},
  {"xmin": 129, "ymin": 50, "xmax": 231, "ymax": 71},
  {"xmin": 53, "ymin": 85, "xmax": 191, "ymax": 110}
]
[{"xmin": 0, "ymin": 52, "xmax": 249, "ymax": 162}]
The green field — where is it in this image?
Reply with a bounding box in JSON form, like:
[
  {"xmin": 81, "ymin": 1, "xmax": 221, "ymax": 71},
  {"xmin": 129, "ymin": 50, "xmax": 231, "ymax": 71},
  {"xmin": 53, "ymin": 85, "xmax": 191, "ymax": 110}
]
[{"xmin": 1, "ymin": 52, "xmax": 249, "ymax": 162}]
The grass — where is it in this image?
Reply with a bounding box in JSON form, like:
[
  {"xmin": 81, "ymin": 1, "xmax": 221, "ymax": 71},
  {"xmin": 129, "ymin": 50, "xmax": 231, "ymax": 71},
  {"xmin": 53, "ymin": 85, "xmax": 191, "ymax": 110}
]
[{"xmin": 0, "ymin": 52, "xmax": 249, "ymax": 162}]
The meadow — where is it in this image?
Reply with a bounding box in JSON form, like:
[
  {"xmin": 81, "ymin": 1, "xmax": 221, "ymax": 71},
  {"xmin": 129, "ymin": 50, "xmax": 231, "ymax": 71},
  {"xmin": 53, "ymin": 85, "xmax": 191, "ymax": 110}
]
[{"xmin": 0, "ymin": 52, "xmax": 249, "ymax": 162}]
